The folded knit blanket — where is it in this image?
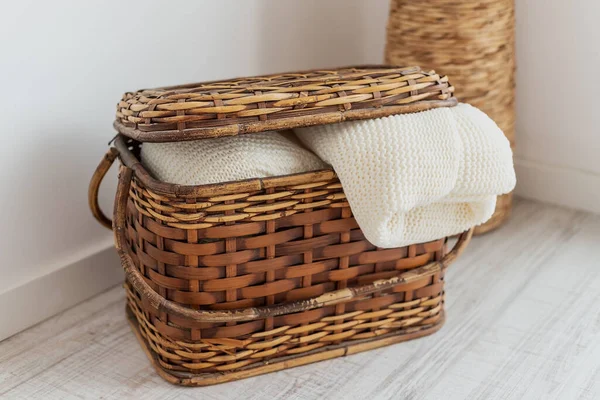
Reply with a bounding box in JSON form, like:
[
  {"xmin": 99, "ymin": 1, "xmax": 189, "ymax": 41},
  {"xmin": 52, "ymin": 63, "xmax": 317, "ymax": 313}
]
[
  {"xmin": 141, "ymin": 131, "xmax": 328, "ymax": 185},
  {"xmin": 294, "ymin": 103, "xmax": 515, "ymax": 247}
]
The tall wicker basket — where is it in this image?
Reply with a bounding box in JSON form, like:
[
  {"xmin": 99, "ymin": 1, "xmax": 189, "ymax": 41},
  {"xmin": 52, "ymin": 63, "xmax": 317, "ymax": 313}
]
[
  {"xmin": 89, "ymin": 66, "xmax": 473, "ymax": 386},
  {"xmin": 385, "ymin": 0, "xmax": 516, "ymax": 234}
]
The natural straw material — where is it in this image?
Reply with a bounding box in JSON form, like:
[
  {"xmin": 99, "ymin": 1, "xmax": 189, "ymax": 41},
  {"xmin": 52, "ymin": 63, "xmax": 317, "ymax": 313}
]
[
  {"xmin": 385, "ymin": 0, "xmax": 516, "ymax": 234},
  {"xmin": 115, "ymin": 66, "xmax": 455, "ymax": 142},
  {"xmin": 90, "ymin": 66, "xmax": 474, "ymax": 386}
]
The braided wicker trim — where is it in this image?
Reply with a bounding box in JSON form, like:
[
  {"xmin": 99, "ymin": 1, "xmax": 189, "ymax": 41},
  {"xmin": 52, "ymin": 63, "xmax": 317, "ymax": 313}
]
[{"xmin": 127, "ymin": 282, "xmax": 444, "ymax": 374}]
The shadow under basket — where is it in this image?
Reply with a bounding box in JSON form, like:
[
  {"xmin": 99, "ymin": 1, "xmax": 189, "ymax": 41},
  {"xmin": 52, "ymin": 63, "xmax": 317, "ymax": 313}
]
[{"xmin": 89, "ymin": 66, "xmax": 473, "ymax": 387}]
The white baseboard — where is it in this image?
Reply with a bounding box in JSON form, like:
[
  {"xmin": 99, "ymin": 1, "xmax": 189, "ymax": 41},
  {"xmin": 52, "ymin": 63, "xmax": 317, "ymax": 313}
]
[
  {"xmin": 515, "ymin": 158, "xmax": 600, "ymax": 215},
  {"xmin": 0, "ymin": 245, "xmax": 123, "ymax": 341}
]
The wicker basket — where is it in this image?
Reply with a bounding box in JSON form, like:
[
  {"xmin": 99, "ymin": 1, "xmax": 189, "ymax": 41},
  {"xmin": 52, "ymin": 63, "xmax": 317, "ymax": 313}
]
[{"xmin": 89, "ymin": 66, "xmax": 473, "ymax": 386}]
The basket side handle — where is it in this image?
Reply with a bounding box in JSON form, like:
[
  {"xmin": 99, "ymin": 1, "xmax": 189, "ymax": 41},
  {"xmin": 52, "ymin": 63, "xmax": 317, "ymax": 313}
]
[
  {"xmin": 113, "ymin": 164, "xmax": 473, "ymax": 324},
  {"xmin": 89, "ymin": 147, "xmax": 119, "ymax": 230}
]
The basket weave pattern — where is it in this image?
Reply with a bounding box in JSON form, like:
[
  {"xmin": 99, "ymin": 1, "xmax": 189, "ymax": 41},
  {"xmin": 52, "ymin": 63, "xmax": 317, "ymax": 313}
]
[
  {"xmin": 127, "ymin": 171, "xmax": 447, "ymax": 308},
  {"xmin": 124, "ymin": 151, "xmax": 447, "ymax": 372},
  {"xmin": 126, "ymin": 284, "xmax": 445, "ymax": 374}
]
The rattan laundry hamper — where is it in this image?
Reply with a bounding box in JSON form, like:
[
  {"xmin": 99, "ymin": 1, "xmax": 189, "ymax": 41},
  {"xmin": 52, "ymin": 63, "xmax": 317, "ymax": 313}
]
[{"xmin": 89, "ymin": 66, "xmax": 473, "ymax": 387}]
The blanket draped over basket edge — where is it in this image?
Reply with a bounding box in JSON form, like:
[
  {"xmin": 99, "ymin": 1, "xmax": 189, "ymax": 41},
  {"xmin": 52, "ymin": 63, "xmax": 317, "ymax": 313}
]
[{"xmin": 141, "ymin": 103, "xmax": 515, "ymax": 248}]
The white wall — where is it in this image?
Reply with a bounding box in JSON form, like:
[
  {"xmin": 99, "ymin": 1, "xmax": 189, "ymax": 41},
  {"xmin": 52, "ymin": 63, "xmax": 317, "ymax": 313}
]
[
  {"xmin": 514, "ymin": 0, "xmax": 600, "ymax": 213},
  {"xmin": 0, "ymin": 0, "xmax": 390, "ymax": 339}
]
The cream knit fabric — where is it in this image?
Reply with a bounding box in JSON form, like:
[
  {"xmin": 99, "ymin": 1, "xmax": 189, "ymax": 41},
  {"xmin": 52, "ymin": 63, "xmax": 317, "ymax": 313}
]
[
  {"xmin": 295, "ymin": 103, "xmax": 515, "ymax": 247},
  {"xmin": 447, "ymin": 104, "xmax": 516, "ymax": 203},
  {"xmin": 141, "ymin": 131, "xmax": 328, "ymax": 185}
]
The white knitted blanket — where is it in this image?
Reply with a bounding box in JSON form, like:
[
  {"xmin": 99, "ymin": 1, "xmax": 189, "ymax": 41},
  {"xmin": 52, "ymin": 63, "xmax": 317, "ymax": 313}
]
[
  {"xmin": 294, "ymin": 103, "xmax": 515, "ymax": 247},
  {"xmin": 141, "ymin": 103, "xmax": 515, "ymax": 248},
  {"xmin": 141, "ymin": 131, "xmax": 327, "ymax": 185}
]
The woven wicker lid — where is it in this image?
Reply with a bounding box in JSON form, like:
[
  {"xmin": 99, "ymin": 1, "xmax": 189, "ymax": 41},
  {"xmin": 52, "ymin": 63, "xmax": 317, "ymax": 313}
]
[{"xmin": 114, "ymin": 65, "xmax": 456, "ymax": 142}]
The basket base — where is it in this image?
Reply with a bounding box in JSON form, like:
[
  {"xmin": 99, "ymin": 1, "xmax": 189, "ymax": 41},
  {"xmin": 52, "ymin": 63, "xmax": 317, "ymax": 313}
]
[{"xmin": 126, "ymin": 305, "xmax": 446, "ymax": 387}]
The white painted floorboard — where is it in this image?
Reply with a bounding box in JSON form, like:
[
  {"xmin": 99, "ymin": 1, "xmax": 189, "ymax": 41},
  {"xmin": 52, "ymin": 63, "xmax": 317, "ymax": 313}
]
[{"xmin": 1, "ymin": 198, "xmax": 599, "ymax": 400}]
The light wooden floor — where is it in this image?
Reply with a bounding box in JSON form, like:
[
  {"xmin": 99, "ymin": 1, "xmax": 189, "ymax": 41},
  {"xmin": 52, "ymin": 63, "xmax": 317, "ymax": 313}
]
[{"xmin": 1, "ymin": 198, "xmax": 599, "ymax": 400}]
